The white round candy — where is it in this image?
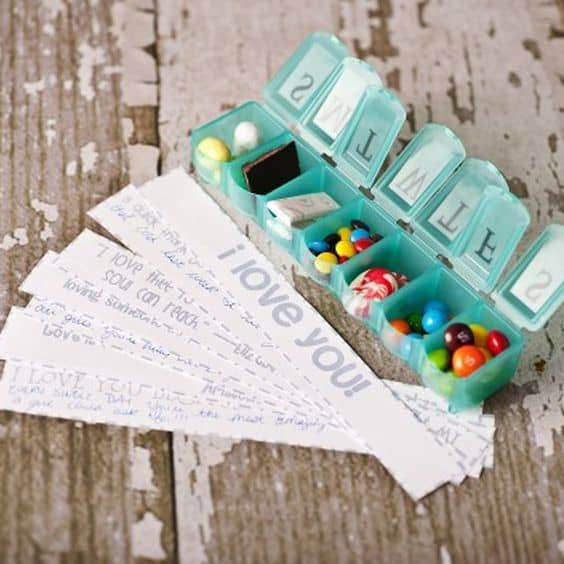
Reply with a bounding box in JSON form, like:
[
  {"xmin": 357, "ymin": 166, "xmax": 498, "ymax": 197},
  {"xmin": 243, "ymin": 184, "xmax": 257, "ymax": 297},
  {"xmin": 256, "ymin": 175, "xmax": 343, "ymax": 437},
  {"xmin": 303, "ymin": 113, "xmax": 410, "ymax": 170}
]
[{"xmin": 233, "ymin": 121, "xmax": 260, "ymax": 154}]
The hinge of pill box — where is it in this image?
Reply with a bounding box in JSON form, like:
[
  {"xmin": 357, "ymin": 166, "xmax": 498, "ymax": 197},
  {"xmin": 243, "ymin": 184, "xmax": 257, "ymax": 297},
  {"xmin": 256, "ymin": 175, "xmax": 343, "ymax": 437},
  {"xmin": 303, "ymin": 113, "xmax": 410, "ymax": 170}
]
[
  {"xmin": 437, "ymin": 254, "xmax": 453, "ymax": 269},
  {"xmin": 321, "ymin": 153, "xmax": 337, "ymax": 167},
  {"xmin": 396, "ymin": 218, "xmax": 413, "ymax": 234},
  {"xmin": 359, "ymin": 185, "xmax": 374, "ymax": 200}
]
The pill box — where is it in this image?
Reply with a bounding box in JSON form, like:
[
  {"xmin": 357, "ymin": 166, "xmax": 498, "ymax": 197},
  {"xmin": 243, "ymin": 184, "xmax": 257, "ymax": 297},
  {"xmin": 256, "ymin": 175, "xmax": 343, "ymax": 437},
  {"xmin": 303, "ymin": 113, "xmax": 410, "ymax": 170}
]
[{"xmin": 190, "ymin": 32, "xmax": 564, "ymax": 411}]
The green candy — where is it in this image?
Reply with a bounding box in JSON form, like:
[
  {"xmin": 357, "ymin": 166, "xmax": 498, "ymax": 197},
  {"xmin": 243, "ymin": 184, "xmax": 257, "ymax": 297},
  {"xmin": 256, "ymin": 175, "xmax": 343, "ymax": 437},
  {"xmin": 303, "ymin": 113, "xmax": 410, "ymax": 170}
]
[
  {"xmin": 427, "ymin": 348, "xmax": 451, "ymax": 371},
  {"xmin": 406, "ymin": 312, "xmax": 423, "ymax": 334}
]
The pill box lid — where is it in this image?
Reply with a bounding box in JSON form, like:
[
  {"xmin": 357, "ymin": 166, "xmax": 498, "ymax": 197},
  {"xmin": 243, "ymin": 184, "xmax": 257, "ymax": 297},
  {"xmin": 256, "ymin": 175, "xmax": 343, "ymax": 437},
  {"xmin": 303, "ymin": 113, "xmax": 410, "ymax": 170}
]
[
  {"xmin": 371, "ymin": 124, "xmax": 466, "ymax": 221},
  {"xmin": 492, "ymin": 224, "xmax": 564, "ymax": 331},
  {"xmin": 410, "ymin": 158, "xmax": 531, "ymax": 293},
  {"xmin": 263, "ymin": 32, "xmax": 349, "ymax": 127}
]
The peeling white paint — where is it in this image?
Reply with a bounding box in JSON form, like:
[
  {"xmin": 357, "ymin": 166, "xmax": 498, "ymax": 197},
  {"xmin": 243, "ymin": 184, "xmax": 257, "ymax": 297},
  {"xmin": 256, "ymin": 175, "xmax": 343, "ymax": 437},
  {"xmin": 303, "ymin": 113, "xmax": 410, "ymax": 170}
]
[
  {"xmin": 131, "ymin": 445, "xmax": 157, "ymax": 492},
  {"xmin": 80, "ymin": 142, "xmax": 98, "ymax": 174},
  {"xmin": 63, "ymin": 79, "xmax": 73, "ymax": 91},
  {"xmin": 42, "ymin": 0, "xmax": 64, "ymax": 19},
  {"xmin": 40, "ymin": 224, "xmax": 54, "ymax": 242},
  {"xmin": 43, "ymin": 22, "xmax": 54, "ymax": 35},
  {"xmin": 131, "ymin": 511, "xmax": 166, "ymax": 560},
  {"xmin": 31, "ymin": 199, "xmax": 58, "ymax": 222},
  {"xmin": 78, "ymin": 42, "xmax": 106, "ymax": 101},
  {"xmin": 45, "ymin": 119, "xmax": 56, "ymax": 146},
  {"xmin": 440, "ymin": 545, "xmax": 452, "ymax": 564},
  {"xmin": 65, "ymin": 160, "xmax": 77, "ymax": 177},
  {"xmin": 0, "ymin": 228, "xmax": 28, "ymax": 251},
  {"xmin": 23, "ymin": 79, "xmax": 45, "ymax": 96},
  {"xmin": 121, "ymin": 117, "xmax": 134, "ymax": 144}
]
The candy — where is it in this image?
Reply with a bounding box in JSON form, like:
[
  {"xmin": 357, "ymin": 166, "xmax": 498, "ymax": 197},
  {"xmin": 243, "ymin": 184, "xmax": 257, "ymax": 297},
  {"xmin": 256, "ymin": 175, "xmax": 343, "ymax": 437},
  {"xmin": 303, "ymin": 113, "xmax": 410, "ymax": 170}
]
[
  {"xmin": 307, "ymin": 240, "xmax": 330, "ymax": 255},
  {"xmin": 195, "ymin": 137, "xmax": 232, "ymax": 172},
  {"xmin": 427, "ymin": 348, "xmax": 451, "ymax": 371},
  {"xmin": 335, "ymin": 240, "xmax": 356, "ymax": 258},
  {"xmin": 443, "ymin": 322, "xmax": 474, "ymax": 352},
  {"xmin": 343, "ymin": 267, "xmax": 399, "ymax": 319},
  {"xmin": 390, "ymin": 319, "xmax": 411, "ymax": 335},
  {"xmin": 267, "ymin": 192, "xmax": 339, "ymax": 227},
  {"xmin": 406, "ymin": 312, "xmax": 424, "ymax": 334},
  {"xmin": 478, "ymin": 346, "xmax": 493, "ymax": 361},
  {"xmin": 469, "ymin": 323, "xmax": 489, "ymax": 348},
  {"xmin": 400, "ymin": 333, "xmax": 423, "ymax": 360},
  {"xmin": 486, "ymin": 329, "xmax": 510, "ymax": 356},
  {"xmin": 351, "ymin": 219, "xmax": 370, "ymax": 231},
  {"xmin": 324, "ymin": 233, "xmax": 340, "ymax": 248},
  {"xmin": 350, "ymin": 228, "xmax": 370, "ymax": 243},
  {"xmin": 452, "ymin": 345, "xmax": 486, "ymax": 377},
  {"xmin": 423, "ymin": 299, "xmax": 448, "ymax": 314},
  {"xmin": 338, "ymin": 256, "xmax": 349, "ymax": 264},
  {"xmin": 422, "ymin": 308, "xmax": 448, "ymax": 333},
  {"xmin": 314, "ymin": 252, "xmax": 338, "ymax": 275},
  {"xmin": 353, "ymin": 238, "xmax": 374, "ymax": 252},
  {"xmin": 233, "ymin": 121, "xmax": 260, "ymax": 155},
  {"xmin": 338, "ymin": 226, "xmax": 352, "ymax": 241}
]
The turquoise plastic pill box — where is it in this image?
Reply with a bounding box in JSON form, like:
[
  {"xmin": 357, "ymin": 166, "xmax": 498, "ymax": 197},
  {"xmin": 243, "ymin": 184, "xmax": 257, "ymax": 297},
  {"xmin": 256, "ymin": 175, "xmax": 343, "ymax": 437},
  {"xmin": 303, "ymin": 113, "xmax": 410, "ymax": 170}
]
[{"xmin": 190, "ymin": 32, "xmax": 564, "ymax": 411}]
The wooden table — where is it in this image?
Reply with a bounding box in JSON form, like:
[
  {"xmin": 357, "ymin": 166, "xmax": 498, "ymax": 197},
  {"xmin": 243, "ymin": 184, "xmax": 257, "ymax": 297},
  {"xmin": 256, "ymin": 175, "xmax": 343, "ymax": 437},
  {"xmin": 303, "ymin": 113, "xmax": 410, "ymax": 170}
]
[{"xmin": 1, "ymin": 1, "xmax": 563, "ymax": 562}]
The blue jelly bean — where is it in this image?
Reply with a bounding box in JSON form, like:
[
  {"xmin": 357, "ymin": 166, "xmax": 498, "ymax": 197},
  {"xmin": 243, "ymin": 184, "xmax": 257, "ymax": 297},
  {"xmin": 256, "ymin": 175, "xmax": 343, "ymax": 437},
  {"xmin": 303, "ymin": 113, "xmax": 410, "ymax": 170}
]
[
  {"xmin": 400, "ymin": 333, "xmax": 423, "ymax": 360},
  {"xmin": 423, "ymin": 299, "xmax": 448, "ymax": 314},
  {"xmin": 350, "ymin": 228, "xmax": 370, "ymax": 243},
  {"xmin": 422, "ymin": 308, "xmax": 449, "ymax": 333},
  {"xmin": 308, "ymin": 240, "xmax": 330, "ymax": 255}
]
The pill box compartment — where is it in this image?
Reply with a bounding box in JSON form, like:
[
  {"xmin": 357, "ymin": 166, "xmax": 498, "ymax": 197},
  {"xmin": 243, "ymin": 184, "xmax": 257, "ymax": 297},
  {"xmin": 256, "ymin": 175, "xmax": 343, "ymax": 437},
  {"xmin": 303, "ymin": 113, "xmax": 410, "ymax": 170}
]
[
  {"xmin": 297, "ymin": 197, "xmax": 398, "ymax": 285},
  {"xmin": 258, "ymin": 165, "xmax": 359, "ymax": 253},
  {"xmin": 370, "ymin": 265, "xmax": 479, "ymax": 364},
  {"xmin": 414, "ymin": 301, "xmax": 524, "ymax": 411},
  {"xmin": 191, "ymin": 101, "xmax": 286, "ymax": 188}
]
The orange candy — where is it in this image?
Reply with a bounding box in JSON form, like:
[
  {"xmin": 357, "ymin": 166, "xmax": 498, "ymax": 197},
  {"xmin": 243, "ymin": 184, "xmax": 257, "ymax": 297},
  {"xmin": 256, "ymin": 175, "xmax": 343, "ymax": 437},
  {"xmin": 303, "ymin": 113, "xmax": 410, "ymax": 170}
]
[
  {"xmin": 390, "ymin": 318, "xmax": 411, "ymax": 335},
  {"xmin": 452, "ymin": 345, "xmax": 486, "ymax": 377}
]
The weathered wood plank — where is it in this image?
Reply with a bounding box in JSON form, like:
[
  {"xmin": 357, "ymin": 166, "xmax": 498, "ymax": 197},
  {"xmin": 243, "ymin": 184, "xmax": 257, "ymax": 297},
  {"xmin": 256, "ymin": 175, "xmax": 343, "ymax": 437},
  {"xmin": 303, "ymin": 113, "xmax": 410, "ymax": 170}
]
[
  {"xmin": 0, "ymin": 1, "xmax": 175, "ymax": 561},
  {"xmin": 157, "ymin": 1, "xmax": 564, "ymax": 563}
]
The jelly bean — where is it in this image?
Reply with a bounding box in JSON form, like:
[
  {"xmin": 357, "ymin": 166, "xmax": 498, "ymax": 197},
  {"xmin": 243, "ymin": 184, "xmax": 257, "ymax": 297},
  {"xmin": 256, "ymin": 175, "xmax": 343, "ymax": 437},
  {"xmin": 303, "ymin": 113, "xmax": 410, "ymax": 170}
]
[
  {"xmin": 423, "ymin": 299, "xmax": 448, "ymax": 314},
  {"xmin": 195, "ymin": 137, "xmax": 232, "ymax": 173},
  {"xmin": 351, "ymin": 219, "xmax": 370, "ymax": 231},
  {"xmin": 350, "ymin": 228, "xmax": 370, "ymax": 243},
  {"xmin": 338, "ymin": 256, "xmax": 349, "ymax": 264},
  {"xmin": 324, "ymin": 233, "xmax": 340, "ymax": 248},
  {"xmin": 335, "ymin": 240, "xmax": 356, "ymax": 258},
  {"xmin": 233, "ymin": 121, "xmax": 260, "ymax": 155},
  {"xmin": 307, "ymin": 240, "xmax": 330, "ymax": 256},
  {"xmin": 314, "ymin": 252, "xmax": 338, "ymax": 275},
  {"xmin": 427, "ymin": 348, "xmax": 451, "ymax": 371},
  {"xmin": 422, "ymin": 308, "xmax": 448, "ymax": 333},
  {"xmin": 443, "ymin": 322, "xmax": 474, "ymax": 352},
  {"xmin": 406, "ymin": 312, "xmax": 424, "ymax": 334},
  {"xmin": 353, "ymin": 238, "xmax": 374, "ymax": 252},
  {"xmin": 486, "ymin": 329, "xmax": 510, "ymax": 356},
  {"xmin": 469, "ymin": 323, "xmax": 488, "ymax": 348},
  {"xmin": 390, "ymin": 318, "xmax": 411, "ymax": 335},
  {"xmin": 400, "ymin": 333, "xmax": 423, "ymax": 360},
  {"xmin": 338, "ymin": 226, "xmax": 352, "ymax": 241},
  {"xmin": 478, "ymin": 346, "xmax": 493, "ymax": 361},
  {"xmin": 452, "ymin": 345, "xmax": 486, "ymax": 377}
]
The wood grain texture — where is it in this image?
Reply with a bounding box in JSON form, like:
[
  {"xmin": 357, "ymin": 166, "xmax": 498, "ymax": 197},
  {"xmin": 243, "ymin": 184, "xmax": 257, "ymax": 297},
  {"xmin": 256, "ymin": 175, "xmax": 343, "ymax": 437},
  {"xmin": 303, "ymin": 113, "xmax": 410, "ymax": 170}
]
[{"xmin": 0, "ymin": 0, "xmax": 562, "ymax": 562}]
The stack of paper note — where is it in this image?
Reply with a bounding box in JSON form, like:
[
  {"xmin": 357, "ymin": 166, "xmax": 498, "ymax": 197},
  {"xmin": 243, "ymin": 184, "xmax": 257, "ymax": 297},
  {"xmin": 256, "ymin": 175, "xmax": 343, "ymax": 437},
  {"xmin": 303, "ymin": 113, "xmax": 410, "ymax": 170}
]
[{"xmin": 0, "ymin": 169, "xmax": 495, "ymax": 500}]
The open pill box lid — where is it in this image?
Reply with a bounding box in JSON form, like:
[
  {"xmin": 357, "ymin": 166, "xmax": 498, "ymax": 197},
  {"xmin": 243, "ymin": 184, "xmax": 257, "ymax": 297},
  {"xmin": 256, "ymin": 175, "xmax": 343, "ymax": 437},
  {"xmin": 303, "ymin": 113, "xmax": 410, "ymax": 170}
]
[
  {"xmin": 263, "ymin": 32, "xmax": 563, "ymax": 332},
  {"xmin": 263, "ymin": 32, "xmax": 406, "ymax": 190}
]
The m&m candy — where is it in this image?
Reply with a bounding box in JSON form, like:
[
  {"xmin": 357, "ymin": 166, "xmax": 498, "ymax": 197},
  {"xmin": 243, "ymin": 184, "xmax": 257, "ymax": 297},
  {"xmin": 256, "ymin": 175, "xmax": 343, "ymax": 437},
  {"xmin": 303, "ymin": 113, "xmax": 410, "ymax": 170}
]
[
  {"xmin": 486, "ymin": 329, "xmax": 510, "ymax": 356},
  {"xmin": 335, "ymin": 240, "xmax": 356, "ymax": 258},
  {"xmin": 353, "ymin": 238, "xmax": 374, "ymax": 252},
  {"xmin": 307, "ymin": 240, "xmax": 330, "ymax": 255},
  {"xmin": 324, "ymin": 233, "xmax": 340, "ymax": 248},
  {"xmin": 338, "ymin": 226, "xmax": 352, "ymax": 241},
  {"xmin": 443, "ymin": 322, "xmax": 474, "ymax": 352},
  {"xmin": 452, "ymin": 345, "xmax": 486, "ymax": 377},
  {"xmin": 350, "ymin": 228, "xmax": 370, "ymax": 243},
  {"xmin": 314, "ymin": 252, "xmax": 338, "ymax": 274},
  {"xmin": 423, "ymin": 300, "xmax": 448, "ymax": 314}
]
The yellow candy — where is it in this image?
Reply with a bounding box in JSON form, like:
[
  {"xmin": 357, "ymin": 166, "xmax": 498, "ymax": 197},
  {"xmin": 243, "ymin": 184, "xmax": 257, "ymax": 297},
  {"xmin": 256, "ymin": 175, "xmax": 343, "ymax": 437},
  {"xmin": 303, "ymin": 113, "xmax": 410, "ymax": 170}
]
[
  {"xmin": 337, "ymin": 226, "xmax": 352, "ymax": 241},
  {"xmin": 335, "ymin": 240, "xmax": 356, "ymax": 258},
  {"xmin": 314, "ymin": 252, "xmax": 338, "ymax": 275},
  {"xmin": 469, "ymin": 323, "xmax": 489, "ymax": 348},
  {"xmin": 196, "ymin": 137, "xmax": 232, "ymax": 172},
  {"xmin": 478, "ymin": 346, "xmax": 493, "ymax": 361}
]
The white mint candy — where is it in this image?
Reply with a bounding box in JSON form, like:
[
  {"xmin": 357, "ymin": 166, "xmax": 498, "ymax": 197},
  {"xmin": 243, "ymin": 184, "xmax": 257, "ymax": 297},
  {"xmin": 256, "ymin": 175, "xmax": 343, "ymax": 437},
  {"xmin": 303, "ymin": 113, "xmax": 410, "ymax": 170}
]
[{"xmin": 233, "ymin": 121, "xmax": 261, "ymax": 155}]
